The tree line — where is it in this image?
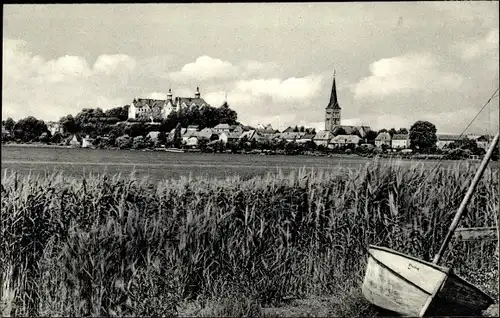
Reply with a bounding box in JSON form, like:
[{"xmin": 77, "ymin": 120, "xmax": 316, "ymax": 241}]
[
  {"xmin": 2, "ymin": 109, "xmax": 496, "ymax": 160},
  {"xmin": 2, "ymin": 102, "xmax": 238, "ymax": 144}
]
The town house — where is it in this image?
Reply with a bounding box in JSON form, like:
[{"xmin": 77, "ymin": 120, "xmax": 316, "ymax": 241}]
[
  {"xmin": 375, "ymin": 132, "xmax": 391, "ymax": 148},
  {"xmin": 330, "ymin": 134, "xmax": 361, "ymax": 148},
  {"xmin": 313, "ymin": 130, "xmax": 333, "ymax": 147},
  {"xmin": 391, "ymin": 134, "xmax": 410, "ymax": 149}
]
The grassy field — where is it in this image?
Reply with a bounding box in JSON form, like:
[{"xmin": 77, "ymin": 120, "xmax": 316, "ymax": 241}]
[
  {"xmin": 2, "ymin": 145, "xmax": 498, "ymax": 182},
  {"xmin": 1, "ymin": 159, "xmax": 498, "ymax": 317}
]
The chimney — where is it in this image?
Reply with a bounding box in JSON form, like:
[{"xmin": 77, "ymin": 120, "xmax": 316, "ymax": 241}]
[{"xmin": 195, "ymin": 87, "xmax": 200, "ymax": 98}]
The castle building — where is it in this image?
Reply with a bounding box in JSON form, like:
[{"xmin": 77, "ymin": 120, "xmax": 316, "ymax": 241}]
[
  {"xmin": 325, "ymin": 72, "xmax": 341, "ymax": 131},
  {"xmin": 128, "ymin": 87, "xmax": 210, "ymax": 120}
]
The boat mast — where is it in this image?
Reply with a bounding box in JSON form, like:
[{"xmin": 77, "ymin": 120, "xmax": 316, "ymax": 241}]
[{"xmin": 432, "ymin": 132, "xmax": 499, "ymax": 265}]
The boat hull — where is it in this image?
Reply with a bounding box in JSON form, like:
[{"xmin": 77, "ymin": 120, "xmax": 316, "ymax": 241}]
[{"xmin": 362, "ymin": 245, "xmax": 493, "ymax": 317}]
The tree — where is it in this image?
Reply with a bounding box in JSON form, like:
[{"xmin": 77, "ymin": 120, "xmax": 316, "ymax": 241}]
[
  {"xmin": 75, "ymin": 108, "xmax": 105, "ymax": 128},
  {"xmin": 132, "ymin": 136, "xmax": 145, "ymax": 149},
  {"xmin": 365, "ymin": 130, "xmax": 378, "ymax": 144},
  {"xmin": 110, "ymin": 123, "xmax": 126, "ymax": 138},
  {"xmin": 38, "ymin": 131, "xmax": 51, "ymax": 143},
  {"xmin": 198, "ymin": 138, "xmax": 209, "ymax": 152},
  {"xmin": 409, "ymin": 120, "xmax": 437, "ymax": 151},
  {"xmin": 303, "ymin": 140, "xmax": 317, "ymax": 151},
  {"xmin": 59, "ymin": 115, "xmax": 78, "ymax": 135},
  {"xmin": 173, "ymin": 123, "xmax": 182, "ymax": 148},
  {"xmin": 492, "ymin": 144, "xmax": 499, "ymax": 161},
  {"xmin": 156, "ymin": 131, "xmax": 167, "ymax": 146},
  {"xmin": 378, "ymin": 128, "xmax": 388, "ymax": 134},
  {"xmin": 217, "ymin": 102, "xmax": 238, "ymax": 125},
  {"xmin": 293, "ymin": 126, "xmax": 299, "ymax": 132},
  {"xmin": 124, "ymin": 123, "xmax": 146, "ymax": 138},
  {"xmin": 116, "ymin": 135, "xmax": 132, "ymax": 149},
  {"xmin": 105, "ymin": 106, "xmax": 129, "ymax": 121},
  {"xmin": 388, "ymin": 128, "xmax": 397, "ymax": 137},
  {"xmin": 397, "ymin": 128, "xmax": 409, "ymax": 135},
  {"xmin": 13, "ymin": 116, "xmax": 48, "ymax": 142},
  {"xmin": 4, "ymin": 117, "xmax": 15, "ymax": 132},
  {"xmin": 299, "ymin": 126, "xmax": 305, "ymax": 133},
  {"xmin": 285, "ymin": 141, "xmax": 299, "ymax": 155},
  {"xmin": 51, "ymin": 132, "xmax": 63, "ymax": 144}
]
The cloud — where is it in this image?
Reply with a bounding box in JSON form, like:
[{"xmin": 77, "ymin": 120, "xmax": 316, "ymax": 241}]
[
  {"xmin": 352, "ymin": 53, "xmax": 464, "ymax": 99},
  {"xmin": 93, "ymin": 54, "xmax": 136, "ymax": 75},
  {"xmin": 37, "ymin": 55, "xmax": 92, "ymax": 83},
  {"xmin": 454, "ymin": 28, "xmax": 499, "ymax": 61},
  {"xmin": 240, "ymin": 60, "xmax": 279, "ymax": 77},
  {"xmin": 235, "ymin": 75, "xmax": 324, "ymax": 102},
  {"xmin": 169, "ymin": 55, "xmax": 239, "ymax": 82},
  {"xmin": 149, "ymin": 92, "xmax": 168, "ymax": 100},
  {"xmin": 2, "ymin": 37, "xmax": 130, "ymax": 120}
]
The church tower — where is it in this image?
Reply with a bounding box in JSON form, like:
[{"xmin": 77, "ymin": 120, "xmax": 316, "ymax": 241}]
[{"xmin": 325, "ymin": 71, "xmax": 341, "ymax": 131}]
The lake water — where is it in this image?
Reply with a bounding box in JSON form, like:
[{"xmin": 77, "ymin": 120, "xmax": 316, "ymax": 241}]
[{"xmin": 1, "ymin": 145, "xmax": 495, "ymax": 183}]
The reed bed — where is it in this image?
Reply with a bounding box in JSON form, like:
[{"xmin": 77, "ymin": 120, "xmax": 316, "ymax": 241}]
[{"xmin": 1, "ymin": 159, "xmax": 498, "ymax": 316}]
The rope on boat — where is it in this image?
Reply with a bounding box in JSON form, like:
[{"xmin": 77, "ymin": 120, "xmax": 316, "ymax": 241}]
[{"xmin": 417, "ymin": 87, "xmax": 499, "ymax": 188}]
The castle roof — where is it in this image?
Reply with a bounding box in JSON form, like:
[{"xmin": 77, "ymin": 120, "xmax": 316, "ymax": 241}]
[
  {"xmin": 175, "ymin": 97, "xmax": 209, "ymax": 108},
  {"xmin": 134, "ymin": 99, "xmax": 167, "ymax": 109}
]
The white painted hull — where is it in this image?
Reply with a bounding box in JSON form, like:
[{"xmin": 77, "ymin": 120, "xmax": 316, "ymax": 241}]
[{"xmin": 362, "ymin": 245, "xmax": 494, "ymax": 316}]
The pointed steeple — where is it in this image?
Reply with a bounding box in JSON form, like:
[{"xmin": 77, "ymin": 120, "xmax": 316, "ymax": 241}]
[{"xmin": 326, "ymin": 71, "xmax": 340, "ymax": 109}]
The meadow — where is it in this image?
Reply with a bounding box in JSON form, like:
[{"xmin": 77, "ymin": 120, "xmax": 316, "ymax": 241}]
[
  {"xmin": 1, "ymin": 148, "xmax": 499, "ymax": 316},
  {"xmin": 2, "ymin": 145, "xmax": 495, "ymax": 182}
]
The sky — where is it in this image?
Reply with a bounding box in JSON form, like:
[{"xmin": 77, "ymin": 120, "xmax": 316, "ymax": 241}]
[{"xmin": 2, "ymin": 2, "xmax": 499, "ymax": 134}]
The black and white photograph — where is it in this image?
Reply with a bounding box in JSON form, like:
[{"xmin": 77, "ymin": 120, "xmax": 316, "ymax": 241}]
[{"xmin": 1, "ymin": 2, "xmax": 499, "ymax": 317}]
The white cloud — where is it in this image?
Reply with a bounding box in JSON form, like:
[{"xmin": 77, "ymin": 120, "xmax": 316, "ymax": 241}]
[
  {"xmin": 235, "ymin": 75, "xmax": 324, "ymax": 102},
  {"xmin": 149, "ymin": 92, "xmax": 168, "ymax": 100},
  {"xmin": 454, "ymin": 28, "xmax": 499, "ymax": 61},
  {"xmin": 93, "ymin": 54, "xmax": 136, "ymax": 75},
  {"xmin": 240, "ymin": 60, "xmax": 279, "ymax": 77},
  {"xmin": 37, "ymin": 55, "xmax": 92, "ymax": 83},
  {"xmin": 2, "ymin": 38, "xmax": 131, "ymax": 121},
  {"xmin": 352, "ymin": 53, "xmax": 464, "ymax": 99},
  {"xmin": 169, "ymin": 55, "xmax": 239, "ymax": 82},
  {"xmin": 3, "ymin": 39, "xmax": 46, "ymax": 81}
]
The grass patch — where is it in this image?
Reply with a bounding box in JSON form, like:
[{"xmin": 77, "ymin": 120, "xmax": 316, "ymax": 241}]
[{"xmin": 1, "ymin": 159, "xmax": 498, "ymax": 316}]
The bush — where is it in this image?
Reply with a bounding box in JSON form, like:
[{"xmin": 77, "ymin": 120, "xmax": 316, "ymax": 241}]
[{"xmin": 116, "ymin": 135, "xmax": 132, "ymax": 149}]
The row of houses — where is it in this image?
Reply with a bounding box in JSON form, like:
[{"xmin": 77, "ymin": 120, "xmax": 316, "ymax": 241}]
[
  {"xmin": 167, "ymin": 124, "xmax": 364, "ymax": 148},
  {"xmin": 374, "ymin": 132, "xmax": 492, "ymax": 150},
  {"xmin": 169, "ymin": 125, "xmax": 493, "ymax": 151},
  {"xmin": 374, "ymin": 132, "xmax": 410, "ymax": 149}
]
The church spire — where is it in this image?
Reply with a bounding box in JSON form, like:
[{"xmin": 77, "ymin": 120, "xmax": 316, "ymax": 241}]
[{"xmin": 326, "ymin": 71, "xmax": 340, "ymax": 109}]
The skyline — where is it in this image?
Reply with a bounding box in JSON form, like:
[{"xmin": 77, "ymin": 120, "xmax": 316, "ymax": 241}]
[{"xmin": 3, "ymin": 3, "xmax": 499, "ymax": 134}]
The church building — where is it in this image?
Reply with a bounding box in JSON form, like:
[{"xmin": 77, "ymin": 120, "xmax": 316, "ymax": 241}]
[{"xmin": 325, "ymin": 72, "xmax": 341, "ymax": 131}]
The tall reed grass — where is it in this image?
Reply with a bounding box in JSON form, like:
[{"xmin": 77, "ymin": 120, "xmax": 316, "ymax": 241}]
[{"xmin": 1, "ymin": 159, "xmax": 498, "ymax": 316}]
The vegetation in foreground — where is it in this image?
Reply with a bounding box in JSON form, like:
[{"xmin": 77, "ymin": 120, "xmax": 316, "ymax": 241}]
[{"xmin": 1, "ymin": 160, "xmax": 498, "ymax": 317}]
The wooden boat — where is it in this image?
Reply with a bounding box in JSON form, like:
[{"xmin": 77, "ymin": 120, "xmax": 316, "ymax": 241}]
[
  {"xmin": 362, "ymin": 245, "xmax": 494, "ymax": 317},
  {"xmin": 362, "ymin": 132, "xmax": 499, "ymax": 316}
]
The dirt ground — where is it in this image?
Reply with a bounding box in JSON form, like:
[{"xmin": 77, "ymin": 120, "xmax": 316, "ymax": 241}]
[{"xmin": 178, "ymin": 297, "xmax": 499, "ymax": 317}]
